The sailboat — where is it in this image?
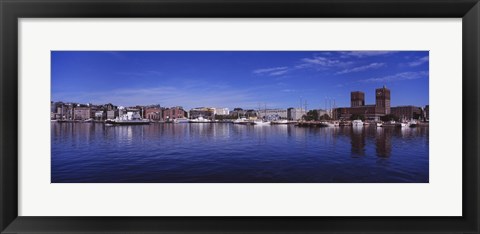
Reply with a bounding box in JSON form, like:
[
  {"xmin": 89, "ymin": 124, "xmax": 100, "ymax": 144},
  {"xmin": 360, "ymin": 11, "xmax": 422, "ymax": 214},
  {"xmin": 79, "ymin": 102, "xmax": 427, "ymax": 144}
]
[{"xmin": 255, "ymin": 103, "xmax": 271, "ymax": 126}]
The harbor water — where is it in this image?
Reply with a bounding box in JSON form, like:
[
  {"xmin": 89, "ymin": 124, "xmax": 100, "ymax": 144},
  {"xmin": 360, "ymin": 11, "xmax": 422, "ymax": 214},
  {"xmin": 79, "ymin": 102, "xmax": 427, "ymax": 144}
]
[{"xmin": 51, "ymin": 123, "xmax": 429, "ymax": 183}]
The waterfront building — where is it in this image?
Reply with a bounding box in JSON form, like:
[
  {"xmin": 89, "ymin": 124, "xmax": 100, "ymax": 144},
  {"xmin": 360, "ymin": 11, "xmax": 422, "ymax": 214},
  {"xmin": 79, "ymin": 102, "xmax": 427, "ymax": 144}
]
[
  {"xmin": 258, "ymin": 108, "xmax": 288, "ymax": 119},
  {"xmin": 189, "ymin": 107, "xmax": 215, "ymax": 119},
  {"xmin": 94, "ymin": 111, "xmax": 106, "ymax": 120},
  {"xmin": 128, "ymin": 106, "xmax": 145, "ymax": 118},
  {"xmin": 163, "ymin": 107, "xmax": 186, "ymax": 120},
  {"xmin": 287, "ymin": 108, "xmax": 306, "ymax": 120},
  {"xmin": 229, "ymin": 108, "xmax": 246, "ymax": 118},
  {"xmin": 51, "ymin": 101, "xmax": 56, "ymax": 114},
  {"xmin": 56, "ymin": 105, "xmax": 70, "ymax": 120},
  {"xmin": 145, "ymin": 107, "xmax": 162, "ymax": 121},
  {"xmin": 103, "ymin": 103, "xmax": 115, "ymax": 111},
  {"xmin": 214, "ymin": 107, "xmax": 230, "ymax": 115},
  {"xmin": 51, "ymin": 102, "xmax": 74, "ymax": 120},
  {"xmin": 89, "ymin": 105, "xmax": 101, "ymax": 119},
  {"xmin": 351, "ymin": 91, "xmax": 365, "ymax": 107},
  {"xmin": 390, "ymin": 106, "xmax": 422, "ymax": 120},
  {"xmin": 375, "ymin": 86, "xmax": 391, "ymax": 115},
  {"xmin": 333, "ymin": 86, "xmax": 391, "ymax": 121},
  {"xmin": 118, "ymin": 107, "xmax": 127, "ymax": 118},
  {"xmin": 73, "ymin": 107, "xmax": 91, "ymax": 120},
  {"xmin": 107, "ymin": 110, "xmax": 118, "ymax": 120}
]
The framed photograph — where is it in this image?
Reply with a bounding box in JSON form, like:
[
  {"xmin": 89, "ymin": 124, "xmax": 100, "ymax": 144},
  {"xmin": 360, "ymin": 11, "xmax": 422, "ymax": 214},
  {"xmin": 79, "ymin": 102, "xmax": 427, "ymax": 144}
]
[{"xmin": 1, "ymin": 0, "xmax": 478, "ymax": 233}]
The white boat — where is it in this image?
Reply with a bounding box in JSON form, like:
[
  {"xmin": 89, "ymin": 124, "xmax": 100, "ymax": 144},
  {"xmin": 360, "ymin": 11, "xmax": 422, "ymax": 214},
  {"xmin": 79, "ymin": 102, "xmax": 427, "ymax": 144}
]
[
  {"xmin": 189, "ymin": 116, "xmax": 211, "ymax": 123},
  {"xmin": 322, "ymin": 121, "xmax": 337, "ymax": 127},
  {"xmin": 271, "ymin": 119, "xmax": 289, "ymax": 124},
  {"xmin": 254, "ymin": 120, "xmax": 271, "ymax": 126},
  {"xmin": 173, "ymin": 118, "xmax": 189, "ymax": 124},
  {"xmin": 376, "ymin": 122, "xmax": 383, "ymax": 127},
  {"xmin": 398, "ymin": 122, "xmax": 408, "ymax": 127},
  {"xmin": 233, "ymin": 118, "xmax": 254, "ymax": 125},
  {"xmin": 233, "ymin": 118, "xmax": 247, "ymax": 124},
  {"xmin": 407, "ymin": 119, "xmax": 418, "ymax": 127},
  {"xmin": 352, "ymin": 119, "xmax": 363, "ymax": 127}
]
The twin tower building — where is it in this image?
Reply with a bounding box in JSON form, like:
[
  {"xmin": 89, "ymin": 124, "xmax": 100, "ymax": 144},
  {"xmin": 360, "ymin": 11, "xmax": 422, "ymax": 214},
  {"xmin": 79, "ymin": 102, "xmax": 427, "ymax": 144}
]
[{"xmin": 334, "ymin": 86, "xmax": 391, "ymax": 120}]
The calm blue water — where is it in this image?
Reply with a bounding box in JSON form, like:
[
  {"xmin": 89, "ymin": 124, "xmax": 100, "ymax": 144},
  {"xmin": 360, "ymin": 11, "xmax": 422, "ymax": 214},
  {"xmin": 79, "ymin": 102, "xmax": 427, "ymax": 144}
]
[{"xmin": 51, "ymin": 123, "xmax": 429, "ymax": 183}]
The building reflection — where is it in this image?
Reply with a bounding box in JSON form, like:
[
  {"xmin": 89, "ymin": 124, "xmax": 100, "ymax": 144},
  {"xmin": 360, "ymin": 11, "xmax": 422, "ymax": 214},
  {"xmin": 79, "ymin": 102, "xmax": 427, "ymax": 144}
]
[
  {"xmin": 375, "ymin": 127, "xmax": 392, "ymax": 157},
  {"xmin": 347, "ymin": 126, "xmax": 393, "ymax": 158},
  {"xmin": 350, "ymin": 126, "xmax": 365, "ymax": 156}
]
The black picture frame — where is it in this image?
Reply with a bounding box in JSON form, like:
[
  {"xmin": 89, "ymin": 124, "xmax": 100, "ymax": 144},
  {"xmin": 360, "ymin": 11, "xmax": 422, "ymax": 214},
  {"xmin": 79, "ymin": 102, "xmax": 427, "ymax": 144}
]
[{"xmin": 1, "ymin": 0, "xmax": 479, "ymax": 233}]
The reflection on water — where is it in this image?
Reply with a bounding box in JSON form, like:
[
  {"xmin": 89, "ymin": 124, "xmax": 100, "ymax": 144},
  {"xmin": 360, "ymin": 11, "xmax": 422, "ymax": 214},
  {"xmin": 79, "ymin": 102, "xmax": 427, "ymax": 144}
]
[{"xmin": 51, "ymin": 123, "xmax": 429, "ymax": 183}]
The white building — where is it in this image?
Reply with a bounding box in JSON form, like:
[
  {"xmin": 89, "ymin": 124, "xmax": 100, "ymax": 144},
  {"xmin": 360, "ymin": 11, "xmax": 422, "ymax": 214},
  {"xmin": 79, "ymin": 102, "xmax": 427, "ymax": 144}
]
[
  {"xmin": 287, "ymin": 108, "xmax": 307, "ymax": 120},
  {"xmin": 258, "ymin": 108, "xmax": 288, "ymax": 119},
  {"xmin": 214, "ymin": 107, "xmax": 230, "ymax": 115}
]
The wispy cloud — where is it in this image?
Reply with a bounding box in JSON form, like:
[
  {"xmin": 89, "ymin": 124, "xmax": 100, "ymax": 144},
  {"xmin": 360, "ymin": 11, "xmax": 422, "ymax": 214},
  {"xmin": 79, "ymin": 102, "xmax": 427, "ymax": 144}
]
[
  {"xmin": 339, "ymin": 51, "xmax": 397, "ymax": 58},
  {"xmin": 253, "ymin": 66, "xmax": 289, "ymax": 76},
  {"xmin": 361, "ymin": 71, "xmax": 428, "ymax": 83},
  {"xmin": 408, "ymin": 56, "xmax": 429, "ymax": 67},
  {"xmin": 299, "ymin": 56, "xmax": 347, "ymax": 67},
  {"xmin": 336, "ymin": 62, "xmax": 385, "ymax": 75}
]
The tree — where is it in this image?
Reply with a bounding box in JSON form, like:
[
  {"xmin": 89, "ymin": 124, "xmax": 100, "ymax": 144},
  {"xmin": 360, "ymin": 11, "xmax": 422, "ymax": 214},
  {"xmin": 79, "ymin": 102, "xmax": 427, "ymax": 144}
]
[
  {"xmin": 303, "ymin": 110, "xmax": 319, "ymax": 121},
  {"xmin": 319, "ymin": 113, "xmax": 332, "ymax": 120},
  {"xmin": 380, "ymin": 114, "xmax": 399, "ymax": 122},
  {"xmin": 350, "ymin": 114, "xmax": 365, "ymax": 121}
]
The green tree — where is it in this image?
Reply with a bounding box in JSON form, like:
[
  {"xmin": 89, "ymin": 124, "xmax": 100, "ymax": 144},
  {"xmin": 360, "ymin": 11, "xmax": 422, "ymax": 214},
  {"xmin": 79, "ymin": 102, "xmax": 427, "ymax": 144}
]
[
  {"xmin": 303, "ymin": 110, "xmax": 319, "ymax": 121},
  {"xmin": 319, "ymin": 113, "xmax": 332, "ymax": 120}
]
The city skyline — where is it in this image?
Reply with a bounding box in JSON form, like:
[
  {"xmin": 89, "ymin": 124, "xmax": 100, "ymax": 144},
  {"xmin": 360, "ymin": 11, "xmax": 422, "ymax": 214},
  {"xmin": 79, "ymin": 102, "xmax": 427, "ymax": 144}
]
[{"xmin": 52, "ymin": 51, "xmax": 429, "ymax": 110}]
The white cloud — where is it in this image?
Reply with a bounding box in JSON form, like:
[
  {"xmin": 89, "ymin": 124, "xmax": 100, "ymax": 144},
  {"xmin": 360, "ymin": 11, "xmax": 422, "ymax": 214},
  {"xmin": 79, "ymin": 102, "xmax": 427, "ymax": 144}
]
[
  {"xmin": 361, "ymin": 71, "xmax": 428, "ymax": 83},
  {"xmin": 301, "ymin": 56, "xmax": 343, "ymax": 67},
  {"xmin": 269, "ymin": 70, "xmax": 289, "ymax": 76},
  {"xmin": 253, "ymin": 66, "xmax": 289, "ymax": 76},
  {"xmin": 336, "ymin": 63, "xmax": 385, "ymax": 75},
  {"xmin": 408, "ymin": 56, "xmax": 429, "ymax": 67}
]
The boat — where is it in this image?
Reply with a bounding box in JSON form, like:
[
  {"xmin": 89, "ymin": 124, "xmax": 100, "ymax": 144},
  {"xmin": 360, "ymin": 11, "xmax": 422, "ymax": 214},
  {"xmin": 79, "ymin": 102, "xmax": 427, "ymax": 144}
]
[
  {"xmin": 323, "ymin": 121, "xmax": 339, "ymax": 127},
  {"xmin": 173, "ymin": 118, "xmax": 189, "ymax": 124},
  {"xmin": 111, "ymin": 112, "xmax": 150, "ymax": 125},
  {"xmin": 376, "ymin": 122, "xmax": 383, "ymax": 127},
  {"xmin": 189, "ymin": 116, "xmax": 212, "ymax": 123},
  {"xmin": 271, "ymin": 119, "xmax": 289, "ymax": 125},
  {"xmin": 382, "ymin": 120, "xmax": 397, "ymax": 127},
  {"xmin": 407, "ymin": 119, "xmax": 418, "ymax": 127},
  {"xmin": 233, "ymin": 118, "xmax": 254, "ymax": 125},
  {"xmin": 398, "ymin": 122, "xmax": 408, "ymax": 127},
  {"xmin": 254, "ymin": 119, "xmax": 271, "ymax": 126},
  {"xmin": 352, "ymin": 119, "xmax": 363, "ymax": 127}
]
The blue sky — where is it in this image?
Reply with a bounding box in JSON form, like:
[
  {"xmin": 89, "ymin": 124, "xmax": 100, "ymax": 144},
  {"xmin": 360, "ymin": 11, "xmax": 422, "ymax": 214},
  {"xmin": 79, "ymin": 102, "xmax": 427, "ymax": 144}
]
[{"xmin": 51, "ymin": 51, "xmax": 429, "ymax": 110}]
